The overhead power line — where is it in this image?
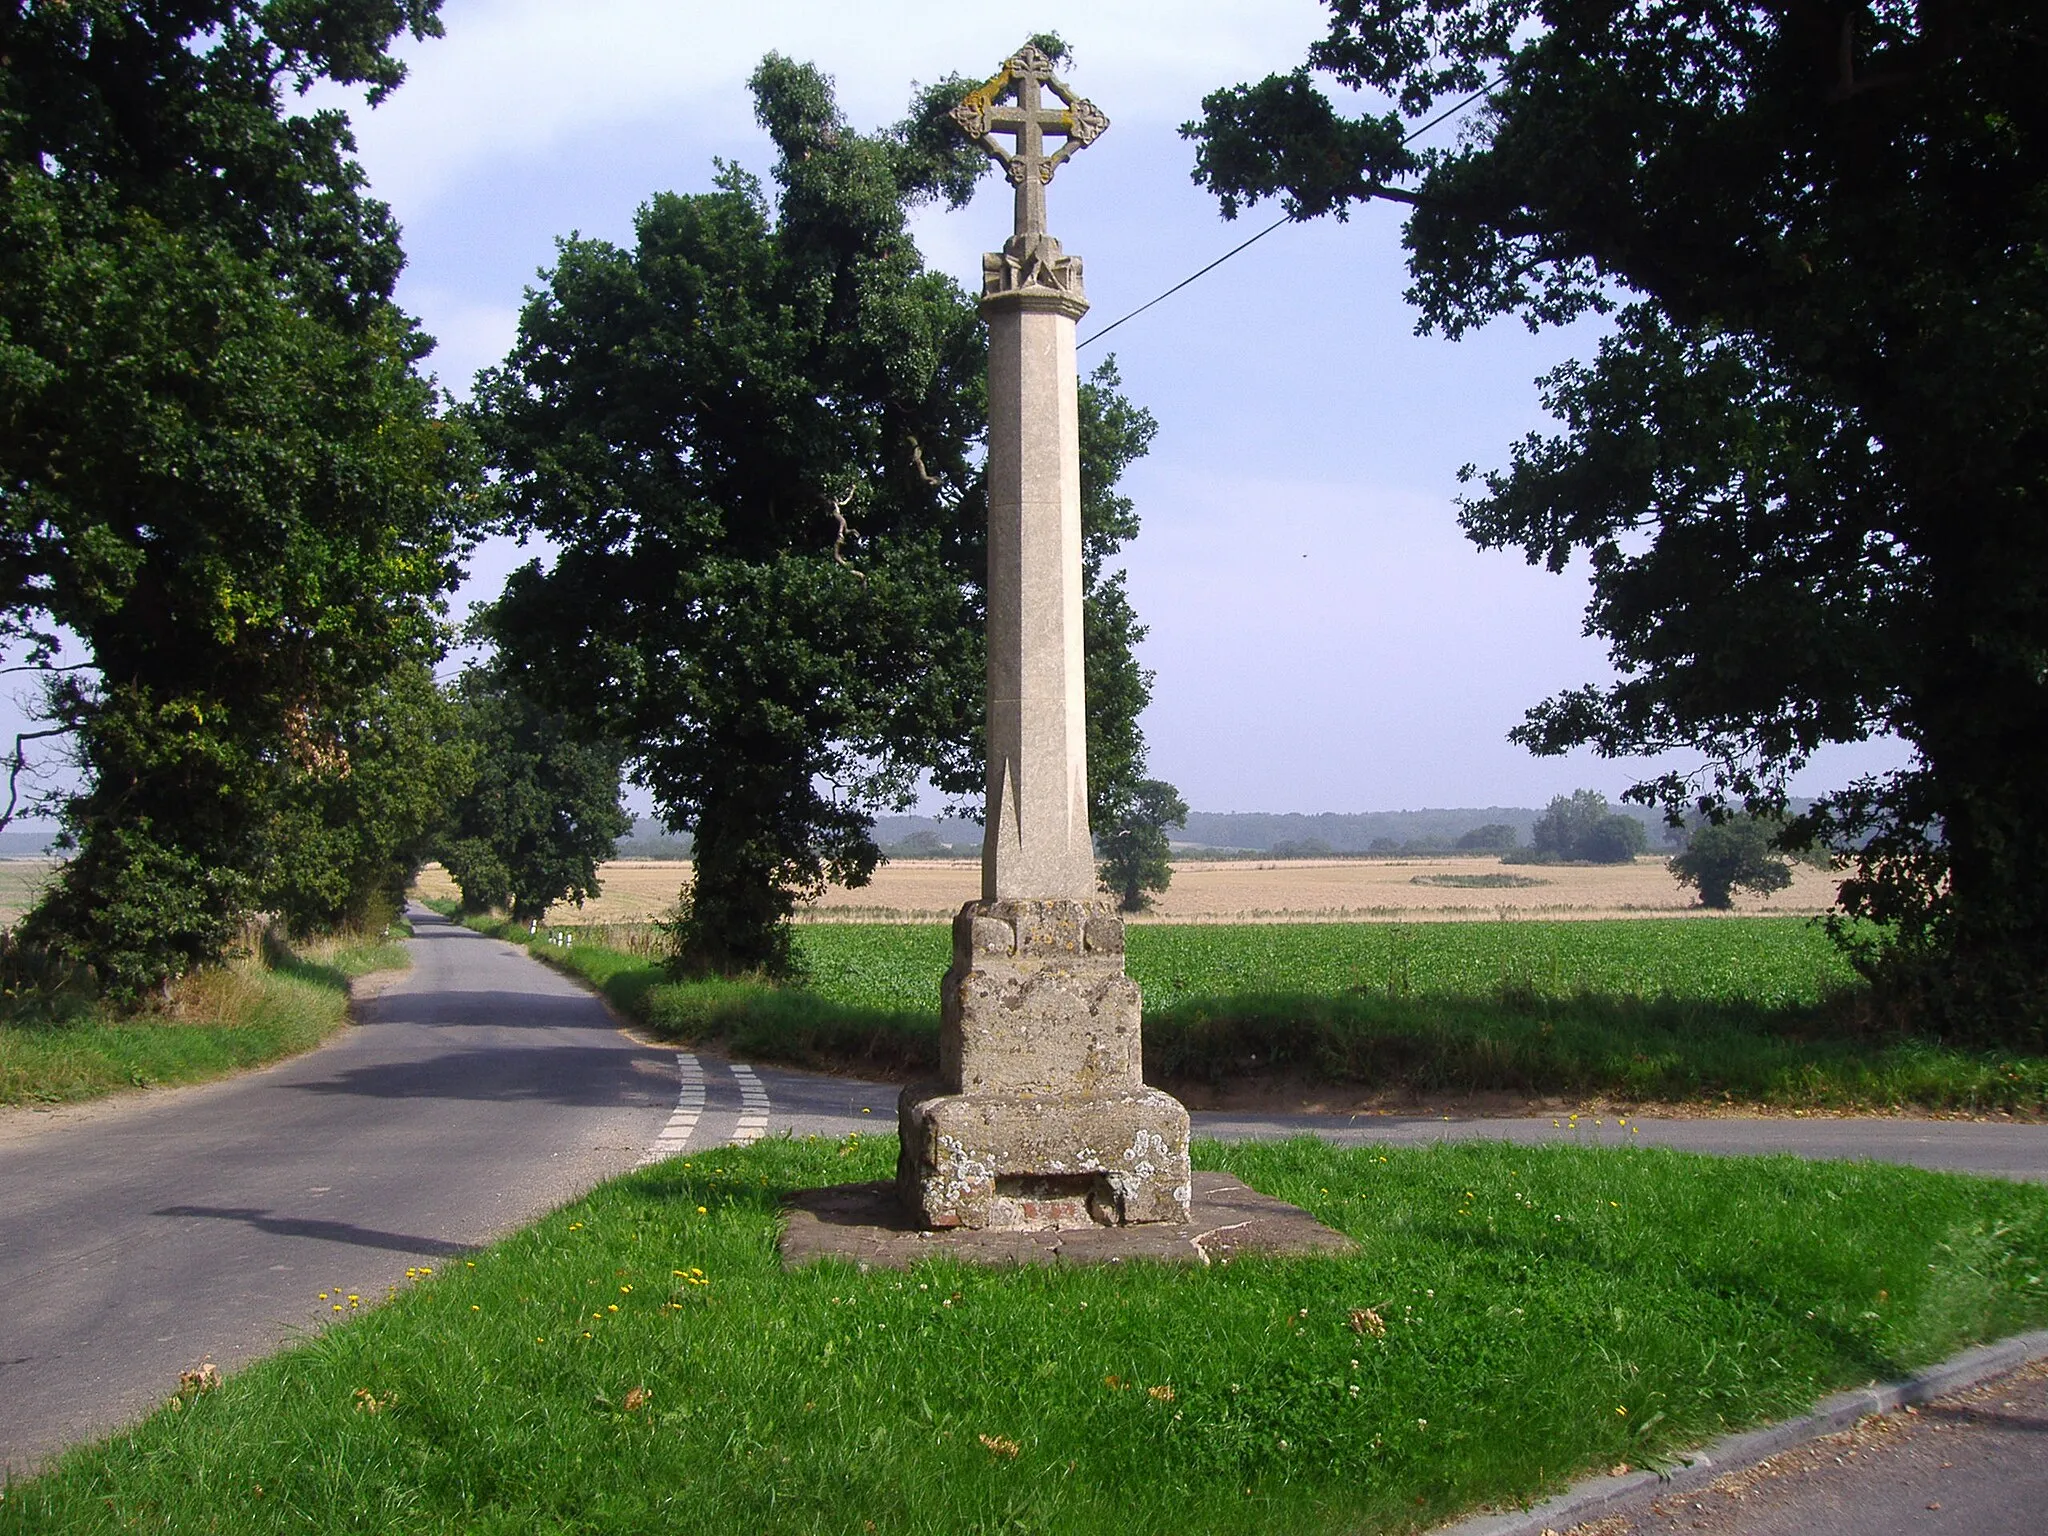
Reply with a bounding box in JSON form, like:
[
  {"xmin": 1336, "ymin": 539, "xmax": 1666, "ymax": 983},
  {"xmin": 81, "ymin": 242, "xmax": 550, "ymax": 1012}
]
[{"xmin": 1077, "ymin": 77, "xmax": 1505, "ymax": 351}]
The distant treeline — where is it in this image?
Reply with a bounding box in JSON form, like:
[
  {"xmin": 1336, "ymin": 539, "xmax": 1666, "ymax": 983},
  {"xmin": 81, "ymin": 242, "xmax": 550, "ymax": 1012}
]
[
  {"xmin": 613, "ymin": 820, "xmax": 695, "ymax": 860},
  {"xmin": 0, "ymin": 829, "xmax": 57, "ymax": 860},
  {"xmin": 604, "ymin": 804, "xmax": 1832, "ymax": 864},
  {"xmin": 1177, "ymin": 808, "xmax": 1660, "ymax": 855}
]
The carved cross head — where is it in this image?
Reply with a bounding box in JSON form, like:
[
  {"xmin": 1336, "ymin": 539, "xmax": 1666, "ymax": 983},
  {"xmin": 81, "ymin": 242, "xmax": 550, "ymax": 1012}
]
[{"xmin": 952, "ymin": 42, "xmax": 1108, "ymax": 238}]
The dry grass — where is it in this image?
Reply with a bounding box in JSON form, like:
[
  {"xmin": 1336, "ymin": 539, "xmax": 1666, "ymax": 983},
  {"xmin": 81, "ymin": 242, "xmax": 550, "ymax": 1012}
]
[{"xmin": 415, "ymin": 854, "xmax": 1841, "ymax": 927}]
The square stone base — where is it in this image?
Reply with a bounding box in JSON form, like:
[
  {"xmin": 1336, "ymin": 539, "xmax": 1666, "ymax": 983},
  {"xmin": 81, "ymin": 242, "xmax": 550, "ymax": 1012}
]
[
  {"xmin": 783, "ymin": 1170, "xmax": 1356, "ymax": 1269},
  {"xmin": 897, "ymin": 1083, "xmax": 1191, "ymax": 1230}
]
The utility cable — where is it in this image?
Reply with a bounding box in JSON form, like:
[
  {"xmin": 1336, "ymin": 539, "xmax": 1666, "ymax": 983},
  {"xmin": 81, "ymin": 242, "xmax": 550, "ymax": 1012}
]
[{"xmin": 1077, "ymin": 76, "xmax": 1506, "ymax": 351}]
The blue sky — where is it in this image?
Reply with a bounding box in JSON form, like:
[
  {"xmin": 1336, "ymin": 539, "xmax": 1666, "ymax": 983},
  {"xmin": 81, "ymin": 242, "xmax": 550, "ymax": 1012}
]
[{"xmin": 293, "ymin": 0, "xmax": 1907, "ymax": 816}]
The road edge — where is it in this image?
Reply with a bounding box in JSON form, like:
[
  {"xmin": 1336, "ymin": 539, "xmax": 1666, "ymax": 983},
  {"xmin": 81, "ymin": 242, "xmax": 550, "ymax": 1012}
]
[{"xmin": 1434, "ymin": 1327, "xmax": 2048, "ymax": 1536}]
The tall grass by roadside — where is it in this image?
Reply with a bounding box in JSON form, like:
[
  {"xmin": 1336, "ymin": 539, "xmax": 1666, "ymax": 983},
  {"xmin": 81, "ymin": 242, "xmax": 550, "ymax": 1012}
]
[
  {"xmin": 0, "ymin": 925, "xmax": 409, "ymax": 1107},
  {"xmin": 454, "ymin": 912, "xmax": 2048, "ymax": 1114},
  {"xmin": 8, "ymin": 1134, "xmax": 2046, "ymax": 1534}
]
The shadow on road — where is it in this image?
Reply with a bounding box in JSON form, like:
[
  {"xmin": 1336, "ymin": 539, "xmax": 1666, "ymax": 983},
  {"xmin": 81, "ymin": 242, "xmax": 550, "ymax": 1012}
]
[
  {"xmin": 352, "ymin": 987, "xmax": 621, "ymax": 1030},
  {"xmin": 292, "ymin": 1045, "xmax": 666, "ymax": 1106},
  {"xmin": 153, "ymin": 1205, "xmax": 472, "ymax": 1256}
]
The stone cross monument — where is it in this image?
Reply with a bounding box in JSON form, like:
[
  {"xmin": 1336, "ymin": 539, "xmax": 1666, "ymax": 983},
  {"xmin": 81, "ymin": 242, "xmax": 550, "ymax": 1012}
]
[{"xmin": 897, "ymin": 44, "xmax": 1192, "ymax": 1232}]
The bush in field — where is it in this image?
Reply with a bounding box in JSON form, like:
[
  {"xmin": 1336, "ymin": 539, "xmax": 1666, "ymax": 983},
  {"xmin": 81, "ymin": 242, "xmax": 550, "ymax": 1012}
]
[
  {"xmin": 1532, "ymin": 791, "xmax": 1647, "ymax": 865},
  {"xmin": 1672, "ymin": 816, "xmax": 1795, "ymax": 910}
]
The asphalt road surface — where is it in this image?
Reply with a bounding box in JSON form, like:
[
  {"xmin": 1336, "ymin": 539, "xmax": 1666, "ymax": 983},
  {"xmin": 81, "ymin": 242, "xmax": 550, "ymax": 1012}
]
[
  {"xmin": 1566, "ymin": 1358, "xmax": 2048, "ymax": 1536},
  {"xmin": 0, "ymin": 908, "xmax": 675, "ymax": 1475},
  {"xmin": 734, "ymin": 1061, "xmax": 2048, "ymax": 1183},
  {"xmin": 8, "ymin": 907, "xmax": 2048, "ymax": 1505}
]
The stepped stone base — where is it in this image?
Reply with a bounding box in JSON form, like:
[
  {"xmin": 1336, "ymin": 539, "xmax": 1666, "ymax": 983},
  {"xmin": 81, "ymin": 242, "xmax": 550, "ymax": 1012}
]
[{"xmin": 897, "ymin": 898, "xmax": 1191, "ymax": 1231}]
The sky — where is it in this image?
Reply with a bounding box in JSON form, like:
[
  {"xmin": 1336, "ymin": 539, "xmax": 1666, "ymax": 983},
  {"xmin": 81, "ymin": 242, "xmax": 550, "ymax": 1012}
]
[{"xmin": 280, "ymin": 0, "xmax": 1908, "ymax": 818}]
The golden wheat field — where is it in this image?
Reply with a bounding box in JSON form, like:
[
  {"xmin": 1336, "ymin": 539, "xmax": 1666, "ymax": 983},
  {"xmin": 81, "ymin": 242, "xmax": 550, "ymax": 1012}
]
[{"xmin": 411, "ymin": 854, "xmax": 1841, "ymax": 926}]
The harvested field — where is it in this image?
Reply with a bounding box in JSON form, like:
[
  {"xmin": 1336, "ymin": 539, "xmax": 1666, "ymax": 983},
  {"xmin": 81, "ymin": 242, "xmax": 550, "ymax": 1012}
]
[
  {"xmin": 0, "ymin": 859, "xmax": 56, "ymax": 925},
  {"xmin": 415, "ymin": 853, "xmax": 1842, "ymax": 926}
]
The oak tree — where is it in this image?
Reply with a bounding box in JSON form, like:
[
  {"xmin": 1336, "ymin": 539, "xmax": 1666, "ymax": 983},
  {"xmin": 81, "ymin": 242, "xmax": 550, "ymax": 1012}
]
[
  {"xmin": 1670, "ymin": 814, "xmax": 1794, "ymax": 910},
  {"xmin": 1096, "ymin": 777, "xmax": 1189, "ymax": 913},
  {"xmin": 1, "ymin": 2, "xmax": 477, "ymax": 993},
  {"xmin": 1189, "ymin": 2, "xmax": 2048, "ymax": 1037},
  {"xmin": 437, "ymin": 667, "xmax": 632, "ymax": 923},
  {"xmin": 477, "ymin": 56, "xmax": 1169, "ymax": 974}
]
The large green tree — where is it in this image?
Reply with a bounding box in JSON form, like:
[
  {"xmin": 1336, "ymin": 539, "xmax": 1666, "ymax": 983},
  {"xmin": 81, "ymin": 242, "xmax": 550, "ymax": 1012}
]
[
  {"xmin": 438, "ymin": 666, "xmax": 632, "ymax": 923},
  {"xmin": 1, "ymin": 2, "xmax": 477, "ymax": 994},
  {"xmin": 476, "ymin": 56, "xmax": 1169, "ymax": 976},
  {"xmin": 1077, "ymin": 360, "xmax": 1166, "ymax": 868},
  {"xmin": 1189, "ymin": 2, "xmax": 2048, "ymax": 1038},
  {"xmin": 259, "ymin": 661, "xmax": 471, "ymax": 937},
  {"xmin": 1097, "ymin": 777, "xmax": 1189, "ymax": 913},
  {"xmin": 1670, "ymin": 813, "xmax": 1794, "ymax": 910}
]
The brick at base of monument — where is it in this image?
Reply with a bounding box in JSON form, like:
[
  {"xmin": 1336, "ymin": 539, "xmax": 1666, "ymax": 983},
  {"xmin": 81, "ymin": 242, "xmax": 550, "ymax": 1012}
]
[{"xmin": 898, "ymin": 1084, "xmax": 1192, "ymax": 1229}]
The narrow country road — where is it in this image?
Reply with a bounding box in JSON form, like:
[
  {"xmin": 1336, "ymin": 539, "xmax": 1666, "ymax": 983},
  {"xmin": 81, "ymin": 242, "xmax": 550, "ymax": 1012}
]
[{"xmin": 0, "ymin": 908, "xmax": 677, "ymax": 1476}]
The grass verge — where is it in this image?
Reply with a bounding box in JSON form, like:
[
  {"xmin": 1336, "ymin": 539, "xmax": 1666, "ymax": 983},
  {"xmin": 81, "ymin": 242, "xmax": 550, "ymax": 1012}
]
[
  {"xmin": 6, "ymin": 1135, "xmax": 2045, "ymax": 1534},
  {"xmin": 455, "ymin": 914, "xmax": 2048, "ymax": 1115},
  {"xmin": 0, "ymin": 926, "xmax": 410, "ymax": 1107}
]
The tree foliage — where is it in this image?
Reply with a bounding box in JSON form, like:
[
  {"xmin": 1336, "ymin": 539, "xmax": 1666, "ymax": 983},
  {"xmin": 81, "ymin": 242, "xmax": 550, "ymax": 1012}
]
[
  {"xmin": 1670, "ymin": 814, "xmax": 1794, "ymax": 910},
  {"xmin": 438, "ymin": 668, "xmax": 632, "ymax": 923},
  {"xmin": 1530, "ymin": 790, "xmax": 1647, "ymax": 865},
  {"xmin": 1097, "ymin": 777, "xmax": 1189, "ymax": 913},
  {"xmin": 258, "ymin": 661, "xmax": 470, "ymax": 936},
  {"xmin": 1188, "ymin": 2, "xmax": 2048, "ymax": 1038},
  {"xmin": 1455, "ymin": 822, "xmax": 1517, "ymax": 852},
  {"xmin": 1, "ymin": 2, "xmax": 476, "ymax": 994},
  {"xmin": 476, "ymin": 56, "xmax": 1169, "ymax": 975}
]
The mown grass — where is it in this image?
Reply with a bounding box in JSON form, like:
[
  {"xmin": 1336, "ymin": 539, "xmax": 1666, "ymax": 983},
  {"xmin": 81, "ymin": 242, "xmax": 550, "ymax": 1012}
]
[
  {"xmin": 458, "ymin": 914, "xmax": 2048, "ymax": 1114},
  {"xmin": 7, "ymin": 1135, "xmax": 2046, "ymax": 1534},
  {"xmin": 0, "ymin": 926, "xmax": 410, "ymax": 1107}
]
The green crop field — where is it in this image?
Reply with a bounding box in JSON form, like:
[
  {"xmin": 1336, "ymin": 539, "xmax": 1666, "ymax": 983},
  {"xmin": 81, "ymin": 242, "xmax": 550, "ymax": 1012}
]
[
  {"xmin": 466, "ymin": 911, "xmax": 2048, "ymax": 1115},
  {"xmin": 789, "ymin": 917, "xmax": 1857, "ymax": 1016}
]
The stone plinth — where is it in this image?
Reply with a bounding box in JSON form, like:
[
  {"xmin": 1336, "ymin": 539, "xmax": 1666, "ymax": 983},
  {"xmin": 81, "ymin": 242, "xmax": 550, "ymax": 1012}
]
[{"xmin": 897, "ymin": 899, "xmax": 1191, "ymax": 1231}]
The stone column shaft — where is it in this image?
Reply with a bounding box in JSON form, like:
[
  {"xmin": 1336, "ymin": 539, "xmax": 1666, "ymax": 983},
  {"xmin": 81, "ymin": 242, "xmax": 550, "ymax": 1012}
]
[{"xmin": 982, "ymin": 289, "xmax": 1094, "ymax": 902}]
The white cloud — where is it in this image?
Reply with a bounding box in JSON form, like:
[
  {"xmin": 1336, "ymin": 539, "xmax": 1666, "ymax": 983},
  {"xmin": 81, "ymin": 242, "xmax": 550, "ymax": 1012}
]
[
  {"xmin": 320, "ymin": 0, "xmax": 1330, "ymax": 213},
  {"xmin": 409, "ymin": 293, "xmax": 523, "ymax": 395}
]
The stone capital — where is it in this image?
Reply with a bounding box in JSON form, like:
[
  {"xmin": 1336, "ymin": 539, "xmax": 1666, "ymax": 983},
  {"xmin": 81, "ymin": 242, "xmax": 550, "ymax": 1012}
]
[{"xmin": 980, "ymin": 234, "xmax": 1088, "ymax": 319}]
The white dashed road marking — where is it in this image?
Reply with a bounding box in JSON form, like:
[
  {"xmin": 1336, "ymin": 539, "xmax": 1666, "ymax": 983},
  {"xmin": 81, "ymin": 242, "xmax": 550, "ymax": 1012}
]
[
  {"xmin": 639, "ymin": 1054, "xmax": 705, "ymax": 1166},
  {"xmin": 730, "ymin": 1063, "xmax": 770, "ymax": 1146}
]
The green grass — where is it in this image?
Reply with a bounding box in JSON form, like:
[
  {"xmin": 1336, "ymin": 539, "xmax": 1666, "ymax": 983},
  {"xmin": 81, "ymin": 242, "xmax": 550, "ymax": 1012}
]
[
  {"xmin": 8, "ymin": 1135, "xmax": 2046, "ymax": 1534},
  {"xmin": 464, "ymin": 915, "xmax": 2048, "ymax": 1114},
  {"xmin": 0, "ymin": 930, "xmax": 409, "ymax": 1107}
]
